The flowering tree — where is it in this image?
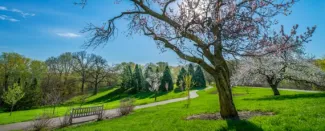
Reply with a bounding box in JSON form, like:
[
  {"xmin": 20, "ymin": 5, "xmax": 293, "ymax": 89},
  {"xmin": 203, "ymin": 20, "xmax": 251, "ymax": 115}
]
[
  {"xmin": 78, "ymin": 0, "xmax": 302, "ymax": 119},
  {"xmin": 231, "ymin": 26, "xmax": 323, "ymax": 96}
]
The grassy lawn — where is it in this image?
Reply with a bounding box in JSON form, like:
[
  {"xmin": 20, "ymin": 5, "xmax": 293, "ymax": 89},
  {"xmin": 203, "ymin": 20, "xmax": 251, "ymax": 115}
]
[
  {"xmin": 58, "ymin": 87, "xmax": 325, "ymax": 131},
  {"xmin": 0, "ymin": 87, "xmax": 187, "ymax": 125}
]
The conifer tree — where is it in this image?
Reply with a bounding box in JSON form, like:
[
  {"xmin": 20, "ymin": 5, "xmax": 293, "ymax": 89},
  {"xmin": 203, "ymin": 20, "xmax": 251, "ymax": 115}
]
[
  {"xmin": 193, "ymin": 66, "xmax": 206, "ymax": 88},
  {"xmin": 133, "ymin": 64, "xmax": 145, "ymax": 92},
  {"xmin": 188, "ymin": 64, "xmax": 195, "ymax": 88},
  {"xmin": 160, "ymin": 66, "xmax": 173, "ymax": 92},
  {"xmin": 121, "ymin": 65, "xmax": 133, "ymax": 90},
  {"xmin": 176, "ymin": 67, "xmax": 187, "ymax": 91}
]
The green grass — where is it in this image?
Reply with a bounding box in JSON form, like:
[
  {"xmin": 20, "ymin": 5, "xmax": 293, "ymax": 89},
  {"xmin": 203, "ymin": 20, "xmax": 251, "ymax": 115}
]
[
  {"xmin": 0, "ymin": 87, "xmax": 187, "ymax": 125},
  {"xmin": 58, "ymin": 87, "xmax": 325, "ymax": 131}
]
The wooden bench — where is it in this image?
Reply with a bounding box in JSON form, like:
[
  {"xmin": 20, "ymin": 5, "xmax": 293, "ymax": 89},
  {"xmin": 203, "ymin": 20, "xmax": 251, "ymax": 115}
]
[{"xmin": 69, "ymin": 105, "xmax": 104, "ymax": 124}]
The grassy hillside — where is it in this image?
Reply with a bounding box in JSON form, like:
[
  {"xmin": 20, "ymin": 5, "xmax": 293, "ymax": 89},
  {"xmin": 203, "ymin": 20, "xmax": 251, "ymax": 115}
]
[
  {"xmin": 59, "ymin": 87, "xmax": 325, "ymax": 131},
  {"xmin": 0, "ymin": 87, "xmax": 187, "ymax": 125}
]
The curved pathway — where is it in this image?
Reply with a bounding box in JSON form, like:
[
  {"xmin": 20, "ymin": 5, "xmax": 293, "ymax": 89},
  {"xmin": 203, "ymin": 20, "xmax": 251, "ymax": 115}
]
[{"xmin": 0, "ymin": 89, "xmax": 204, "ymax": 131}]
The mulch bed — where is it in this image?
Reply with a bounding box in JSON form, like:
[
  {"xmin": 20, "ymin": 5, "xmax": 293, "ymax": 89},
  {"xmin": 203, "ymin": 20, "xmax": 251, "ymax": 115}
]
[{"xmin": 186, "ymin": 111, "xmax": 274, "ymax": 120}]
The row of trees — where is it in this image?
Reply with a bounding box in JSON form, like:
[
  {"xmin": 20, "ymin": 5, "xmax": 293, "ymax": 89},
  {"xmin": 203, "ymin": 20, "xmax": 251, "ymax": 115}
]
[
  {"xmin": 0, "ymin": 51, "xmax": 117, "ymax": 111},
  {"xmin": 0, "ymin": 51, "xmax": 209, "ymax": 112},
  {"xmin": 176, "ymin": 64, "xmax": 206, "ymax": 91},
  {"xmin": 120, "ymin": 62, "xmax": 208, "ymax": 93}
]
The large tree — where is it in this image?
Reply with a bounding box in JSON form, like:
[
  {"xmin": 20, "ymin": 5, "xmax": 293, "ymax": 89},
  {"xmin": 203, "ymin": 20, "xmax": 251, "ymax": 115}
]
[
  {"xmin": 121, "ymin": 65, "xmax": 133, "ymax": 90},
  {"xmin": 79, "ymin": 0, "xmax": 301, "ymax": 119},
  {"xmin": 133, "ymin": 64, "xmax": 145, "ymax": 92},
  {"xmin": 231, "ymin": 25, "xmax": 320, "ymax": 96},
  {"xmin": 72, "ymin": 51, "xmax": 95, "ymax": 93},
  {"xmin": 160, "ymin": 66, "xmax": 174, "ymax": 91},
  {"xmin": 88, "ymin": 55, "xmax": 108, "ymax": 95},
  {"xmin": 176, "ymin": 67, "xmax": 187, "ymax": 91},
  {"xmin": 193, "ymin": 66, "xmax": 206, "ymax": 88}
]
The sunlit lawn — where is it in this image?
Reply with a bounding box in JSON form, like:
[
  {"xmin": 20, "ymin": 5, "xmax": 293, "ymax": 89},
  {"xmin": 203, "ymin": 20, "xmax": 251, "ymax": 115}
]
[
  {"xmin": 58, "ymin": 87, "xmax": 325, "ymax": 131},
  {"xmin": 0, "ymin": 87, "xmax": 187, "ymax": 125}
]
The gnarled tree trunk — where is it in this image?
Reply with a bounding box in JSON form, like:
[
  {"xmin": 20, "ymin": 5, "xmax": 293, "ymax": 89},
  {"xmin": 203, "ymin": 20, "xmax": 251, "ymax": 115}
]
[
  {"xmin": 213, "ymin": 69, "xmax": 239, "ymax": 120},
  {"xmin": 270, "ymin": 84, "xmax": 280, "ymax": 96}
]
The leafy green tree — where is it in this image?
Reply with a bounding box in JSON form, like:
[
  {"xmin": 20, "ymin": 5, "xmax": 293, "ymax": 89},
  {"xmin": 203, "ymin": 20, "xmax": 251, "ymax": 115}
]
[
  {"xmin": 2, "ymin": 83, "xmax": 25, "ymax": 116},
  {"xmin": 315, "ymin": 58, "xmax": 325, "ymax": 71},
  {"xmin": 160, "ymin": 66, "xmax": 173, "ymax": 92},
  {"xmin": 193, "ymin": 66, "xmax": 206, "ymax": 88},
  {"xmin": 176, "ymin": 67, "xmax": 187, "ymax": 91},
  {"xmin": 187, "ymin": 64, "xmax": 195, "ymax": 87},
  {"xmin": 133, "ymin": 64, "xmax": 145, "ymax": 92},
  {"xmin": 121, "ymin": 65, "xmax": 133, "ymax": 90},
  {"xmin": 184, "ymin": 74, "xmax": 192, "ymax": 108}
]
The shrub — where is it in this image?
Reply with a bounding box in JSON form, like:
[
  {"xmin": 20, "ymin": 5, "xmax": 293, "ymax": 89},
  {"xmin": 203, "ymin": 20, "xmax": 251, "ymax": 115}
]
[
  {"xmin": 59, "ymin": 109, "xmax": 71, "ymax": 128},
  {"xmin": 31, "ymin": 113, "xmax": 53, "ymax": 131},
  {"xmin": 118, "ymin": 98, "xmax": 135, "ymax": 116}
]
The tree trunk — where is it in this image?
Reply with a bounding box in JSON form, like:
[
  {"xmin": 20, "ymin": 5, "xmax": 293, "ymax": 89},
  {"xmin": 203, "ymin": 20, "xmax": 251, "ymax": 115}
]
[
  {"xmin": 81, "ymin": 78, "xmax": 85, "ymax": 93},
  {"xmin": 214, "ymin": 75, "xmax": 239, "ymax": 119},
  {"xmin": 4, "ymin": 74, "xmax": 9, "ymax": 91},
  {"xmin": 53, "ymin": 105, "xmax": 56, "ymax": 115},
  {"xmin": 94, "ymin": 82, "xmax": 98, "ymax": 95},
  {"xmin": 270, "ymin": 84, "xmax": 280, "ymax": 96},
  {"xmin": 10, "ymin": 104, "xmax": 14, "ymax": 116}
]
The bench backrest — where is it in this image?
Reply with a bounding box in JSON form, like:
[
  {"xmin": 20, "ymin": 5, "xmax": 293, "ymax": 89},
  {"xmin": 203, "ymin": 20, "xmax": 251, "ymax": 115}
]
[{"xmin": 70, "ymin": 105, "xmax": 104, "ymax": 118}]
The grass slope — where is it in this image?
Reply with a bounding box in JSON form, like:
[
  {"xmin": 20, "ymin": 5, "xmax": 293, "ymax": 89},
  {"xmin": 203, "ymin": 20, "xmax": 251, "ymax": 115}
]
[
  {"xmin": 0, "ymin": 87, "xmax": 187, "ymax": 125},
  {"xmin": 59, "ymin": 87, "xmax": 325, "ymax": 131}
]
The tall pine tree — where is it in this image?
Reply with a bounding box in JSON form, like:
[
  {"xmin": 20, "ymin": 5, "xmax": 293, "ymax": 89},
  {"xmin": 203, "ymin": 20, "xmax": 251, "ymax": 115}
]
[
  {"xmin": 193, "ymin": 66, "xmax": 206, "ymax": 88},
  {"xmin": 121, "ymin": 65, "xmax": 133, "ymax": 90},
  {"xmin": 133, "ymin": 64, "xmax": 145, "ymax": 92},
  {"xmin": 176, "ymin": 67, "xmax": 187, "ymax": 90},
  {"xmin": 160, "ymin": 66, "xmax": 173, "ymax": 92},
  {"xmin": 188, "ymin": 64, "xmax": 195, "ymax": 87}
]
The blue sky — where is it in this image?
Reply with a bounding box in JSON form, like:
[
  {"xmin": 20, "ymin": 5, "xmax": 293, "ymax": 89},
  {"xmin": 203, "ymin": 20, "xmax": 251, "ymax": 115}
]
[{"xmin": 0, "ymin": 0, "xmax": 324, "ymax": 65}]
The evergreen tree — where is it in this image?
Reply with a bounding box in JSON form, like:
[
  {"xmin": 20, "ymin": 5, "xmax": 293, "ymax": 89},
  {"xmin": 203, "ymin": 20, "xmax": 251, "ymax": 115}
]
[
  {"xmin": 193, "ymin": 66, "xmax": 206, "ymax": 88},
  {"xmin": 176, "ymin": 67, "xmax": 187, "ymax": 90},
  {"xmin": 160, "ymin": 66, "xmax": 174, "ymax": 92},
  {"xmin": 121, "ymin": 65, "xmax": 133, "ymax": 90},
  {"xmin": 188, "ymin": 64, "xmax": 195, "ymax": 76},
  {"xmin": 133, "ymin": 64, "xmax": 145, "ymax": 92},
  {"xmin": 144, "ymin": 66, "xmax": 154, "ymax": 91},
  {"xmin": 188, "ymin": 64, "xmax": 195, "ymax": 87}
]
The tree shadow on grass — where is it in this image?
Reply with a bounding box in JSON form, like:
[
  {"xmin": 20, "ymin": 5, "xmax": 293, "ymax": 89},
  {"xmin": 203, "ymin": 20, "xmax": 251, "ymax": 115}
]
[
  {"xmin": 219, "ymin": 120, "xmax": 263, "ymax": 131},
  {"xmin": 244, "ymin": 93, "xmax": 325, "ymax": 101},
  {"xmin": 86, "ymin": 88, "xmax": 170, "ymax": 104}
]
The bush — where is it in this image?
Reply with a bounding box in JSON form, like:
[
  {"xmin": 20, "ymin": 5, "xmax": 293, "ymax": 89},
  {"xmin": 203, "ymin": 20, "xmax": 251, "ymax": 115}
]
[
  {"xmin": 31, "ymin": 113, "xmax": 53, "ymax": 131},
  {"xmin": 59, "ymin": 109, "xmax": 71, "ymax": 128},
  {"xmin": 118, "ymin": 98, "xmax": 135, "ymax": 116}
]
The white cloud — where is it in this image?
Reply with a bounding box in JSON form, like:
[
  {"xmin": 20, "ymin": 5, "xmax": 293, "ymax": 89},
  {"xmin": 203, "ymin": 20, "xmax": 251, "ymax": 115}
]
[
  {"xmin": 0, "ymin": 6, "xmax": 7, "ymax": 10},
  {"xmin": 0, "ymin": 6, "xmax": 35, "ymax": 18},
  {"xmin": 56, "ymin": 33, "xmax": 81, "ymax": 38},
  {"xmin": 12, "ymin": 8, "xmax": 35, "ymax": 17},
  {"xmin": 0, "ymin": 15, "xmax": 19, "ymax": 22}
]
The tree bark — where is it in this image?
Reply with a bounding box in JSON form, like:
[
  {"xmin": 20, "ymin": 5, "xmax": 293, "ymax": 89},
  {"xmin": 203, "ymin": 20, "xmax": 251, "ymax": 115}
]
[
  {"xmin": 270, "ymin": 84, "xmax": 280, "ymax": 96},
  {"xmin": 4, "ymin": 74, "xmax": 9, "ymax": 91},
  {"xmin": 266, "ymin": 77, "xmax": 281, "ymax": 96},
  {"xmin": 214, "ymin": 74, "xmax": 239, "ymax": 120},
  {"xmin": 10, "ymin": 104, "xmax": 14, "ymax": 116},
  {"xmin": 81, "ymin": 77, "xmax": 85, "ymax": 93},
  {"xmin": 210, "ymin": 57, "xmax": 239, "ymax": 119},
  {"xmin": 94, "ymin": 82, "xmax": 98, "ymax": 95}
]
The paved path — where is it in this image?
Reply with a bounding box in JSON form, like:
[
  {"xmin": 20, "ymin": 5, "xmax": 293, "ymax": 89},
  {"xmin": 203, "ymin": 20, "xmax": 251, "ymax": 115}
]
[
  {"xmin": 246, "ymin": 87, "xmax": 323, "ymax": 93},
  {"xmin": 0, "ymin": 89, "xmax": 203, "ymax": 131}
]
